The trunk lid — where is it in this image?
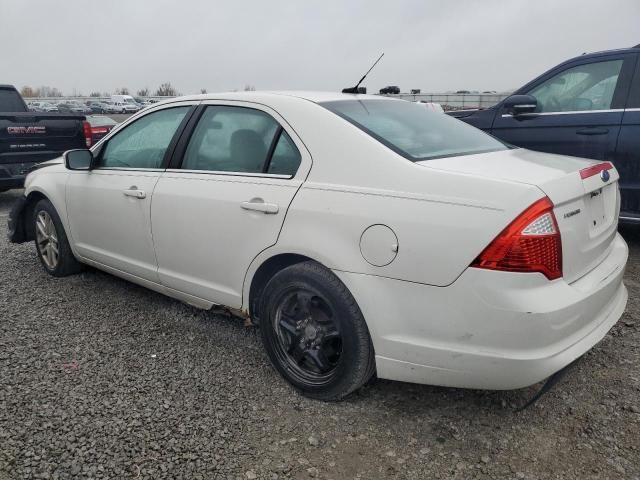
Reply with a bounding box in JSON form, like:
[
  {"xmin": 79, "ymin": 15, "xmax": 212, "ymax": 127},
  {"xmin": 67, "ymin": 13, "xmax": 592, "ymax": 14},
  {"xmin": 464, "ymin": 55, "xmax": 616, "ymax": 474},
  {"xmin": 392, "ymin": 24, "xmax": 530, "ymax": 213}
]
[{"xmin": 419, "ymin": 148, "xmax": 620, "ymax": 283}]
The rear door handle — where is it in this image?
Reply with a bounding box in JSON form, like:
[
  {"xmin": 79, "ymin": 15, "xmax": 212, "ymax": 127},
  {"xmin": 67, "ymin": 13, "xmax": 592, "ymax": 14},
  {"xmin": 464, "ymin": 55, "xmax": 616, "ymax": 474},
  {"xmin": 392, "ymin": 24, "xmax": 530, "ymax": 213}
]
[
  {"xmin": 576, "ymin": 128, "xmax": 609, "ymax": 136},
  {"xmin": 240, "ymin": 199, "xmax": 279, "ymax": 214},
  {"xmin": 123, "ymin": 187, "xmax": 146, "ymax": 199}
]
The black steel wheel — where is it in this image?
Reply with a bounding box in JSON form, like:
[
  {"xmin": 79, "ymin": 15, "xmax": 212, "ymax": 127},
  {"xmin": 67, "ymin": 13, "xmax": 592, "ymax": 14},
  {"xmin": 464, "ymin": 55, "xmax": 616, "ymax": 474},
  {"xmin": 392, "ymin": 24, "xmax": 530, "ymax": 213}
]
[{"xmin": 260, "ymin": 261, "xmax": 375, "ymax": 401}]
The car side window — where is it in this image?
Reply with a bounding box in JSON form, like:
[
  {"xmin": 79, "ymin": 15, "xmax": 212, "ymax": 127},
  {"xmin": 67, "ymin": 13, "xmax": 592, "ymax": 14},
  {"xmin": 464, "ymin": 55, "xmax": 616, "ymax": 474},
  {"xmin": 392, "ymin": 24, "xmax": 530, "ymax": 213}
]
[
  {"xmin": 527, "ymin": 60, "xmax": 623, "ymax": 113},
  {"xmin": 268, "ymin": 130, "xmax": 302, "ymax": 175},
  {"xmin": 181, "ymin": 106, "xmax": 299, "ymax": 175},
  {"xmin": 98, "ymin": 107, "xmax": 189, "ymax": 169}
]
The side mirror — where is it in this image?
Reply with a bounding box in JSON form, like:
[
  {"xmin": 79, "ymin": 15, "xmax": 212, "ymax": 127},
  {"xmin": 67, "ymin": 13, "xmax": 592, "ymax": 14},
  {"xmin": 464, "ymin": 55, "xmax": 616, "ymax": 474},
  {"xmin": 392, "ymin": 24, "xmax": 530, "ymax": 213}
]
[
  {"xmin": 503, "ymin": 94, "xmax": 538, "ymax": 115},
  {"xmin": 64, "ymin": 149, "xmax": 93, "ymax": 170}
]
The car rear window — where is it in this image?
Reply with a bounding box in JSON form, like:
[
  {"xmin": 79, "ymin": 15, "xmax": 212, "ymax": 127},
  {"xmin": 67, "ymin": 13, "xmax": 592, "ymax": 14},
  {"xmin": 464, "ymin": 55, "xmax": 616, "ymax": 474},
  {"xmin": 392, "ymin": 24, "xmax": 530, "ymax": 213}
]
[{"xmin": 321, "ymin": 99, "xmax": 507, "ymax": 161}]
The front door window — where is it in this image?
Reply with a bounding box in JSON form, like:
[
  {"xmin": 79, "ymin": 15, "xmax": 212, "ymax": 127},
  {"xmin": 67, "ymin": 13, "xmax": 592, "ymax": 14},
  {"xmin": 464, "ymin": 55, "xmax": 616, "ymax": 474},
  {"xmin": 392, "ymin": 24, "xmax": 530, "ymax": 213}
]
[{"xmin": 527, "ymin": 60, "xmax": 623, "ymax": 113}]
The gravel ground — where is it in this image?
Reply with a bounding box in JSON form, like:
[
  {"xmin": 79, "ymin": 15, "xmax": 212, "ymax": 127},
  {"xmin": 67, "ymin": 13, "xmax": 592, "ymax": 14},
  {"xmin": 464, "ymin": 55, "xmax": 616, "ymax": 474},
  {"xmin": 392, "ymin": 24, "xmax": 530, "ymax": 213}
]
[{"xmin": 0, "ymin": 189, "xmax": 639, "ymax": 480}]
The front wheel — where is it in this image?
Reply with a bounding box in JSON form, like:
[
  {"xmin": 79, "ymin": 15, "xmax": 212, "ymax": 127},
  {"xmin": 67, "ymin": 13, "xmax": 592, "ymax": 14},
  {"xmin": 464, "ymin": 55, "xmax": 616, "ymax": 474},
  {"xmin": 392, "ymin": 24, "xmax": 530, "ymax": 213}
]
[
  {"xmin": 259, "ymin": 261, "xmax": 375, "ymax": 401},
  {"xmin": 33, "ymin": 199, "xmax": 83, "ymax": 277}
]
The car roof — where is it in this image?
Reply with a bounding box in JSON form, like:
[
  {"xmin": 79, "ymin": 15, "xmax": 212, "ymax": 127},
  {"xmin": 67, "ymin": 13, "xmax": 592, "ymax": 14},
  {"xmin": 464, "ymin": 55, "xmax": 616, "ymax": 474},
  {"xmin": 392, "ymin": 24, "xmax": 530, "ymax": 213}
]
[
  {"xmin": 569, "ymin": 44, "xmax": 640, "ymax": 61},
  {"xmin": 167, "ymin": 91, "xmax": 393, "ymax": 105}
]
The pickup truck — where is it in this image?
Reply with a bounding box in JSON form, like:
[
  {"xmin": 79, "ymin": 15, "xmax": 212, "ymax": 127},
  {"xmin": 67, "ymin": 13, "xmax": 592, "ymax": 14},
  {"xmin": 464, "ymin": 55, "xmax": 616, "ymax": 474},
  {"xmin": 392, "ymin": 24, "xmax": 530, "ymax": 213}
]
[
  {"xmin": 0, "ymin": 85, "xmax": 90, "ymax": 192},
  {"xmin": 450, "ymin": 45, "xmax": 640, "ymax": 223}
]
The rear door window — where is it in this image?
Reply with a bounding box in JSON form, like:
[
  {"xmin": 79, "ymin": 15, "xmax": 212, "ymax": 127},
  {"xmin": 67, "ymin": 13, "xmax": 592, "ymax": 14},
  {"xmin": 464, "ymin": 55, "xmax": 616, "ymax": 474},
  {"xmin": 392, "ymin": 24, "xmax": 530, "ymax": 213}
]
[{"xmin": 181, "ymin": 106, "xmax": 301, "ymax": 176}]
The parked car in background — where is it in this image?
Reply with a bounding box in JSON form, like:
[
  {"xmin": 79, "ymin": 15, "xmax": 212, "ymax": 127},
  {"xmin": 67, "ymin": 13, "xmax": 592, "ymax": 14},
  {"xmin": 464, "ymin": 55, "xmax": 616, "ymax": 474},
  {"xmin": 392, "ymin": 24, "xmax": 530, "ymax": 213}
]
[
  {"xmin": 379, "ymin": 86, "xmax": 400, "ymax": 94},
  {"xmin": 40, "ymin": 102, "xmax": 59, "ymax": 112},
  {"xmin": 86, "ymin": 101, "xmax": 109, "ymax": 114},
  {"xmin": 85, "ymin": 115, "xmax": 118, "ymax": 143},
  {"xmin": 0, "ymin": 84, "xmax": 89, "ymax": 192},
  {"xmin": 8, "ymin": 92, "xmax": 628, "ymax": 401},
  {"xmin": 56, "ymin": 102, "xmax": 72, "ymax": 113},
  {"xmin": 67, "ymin": 101, "xmax": 91, "ymax": 114},
  {"xmin": 450, "ymin": 44, "xmax": 640, "ymax": 223},
  {"xmin": 111, "ymin": 102, "xmax": 139, "ymax": 113}
]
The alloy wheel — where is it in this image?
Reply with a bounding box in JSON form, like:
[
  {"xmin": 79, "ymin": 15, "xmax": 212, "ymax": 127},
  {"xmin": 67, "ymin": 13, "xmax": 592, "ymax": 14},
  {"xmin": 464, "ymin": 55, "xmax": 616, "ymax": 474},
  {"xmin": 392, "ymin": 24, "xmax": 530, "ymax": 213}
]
[{"xmin": 35, "ymin": 210, "xmax": 59, "ymax": 270}]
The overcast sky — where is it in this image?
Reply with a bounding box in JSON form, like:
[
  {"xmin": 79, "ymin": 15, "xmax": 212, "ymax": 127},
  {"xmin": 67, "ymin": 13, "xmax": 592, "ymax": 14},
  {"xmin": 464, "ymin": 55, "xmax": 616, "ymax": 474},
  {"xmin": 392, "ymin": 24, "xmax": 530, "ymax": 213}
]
[{"xmin": 1, "ymin": 0, "xmax": 639, "ymax": 96}]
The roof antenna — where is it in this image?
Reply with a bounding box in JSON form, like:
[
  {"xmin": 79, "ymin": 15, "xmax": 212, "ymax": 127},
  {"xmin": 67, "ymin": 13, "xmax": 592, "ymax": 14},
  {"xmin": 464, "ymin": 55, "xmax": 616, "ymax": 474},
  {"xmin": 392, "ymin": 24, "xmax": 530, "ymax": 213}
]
[{"xmin": 342, "ymin": 53, "xmax": 384, "ymax": 94}]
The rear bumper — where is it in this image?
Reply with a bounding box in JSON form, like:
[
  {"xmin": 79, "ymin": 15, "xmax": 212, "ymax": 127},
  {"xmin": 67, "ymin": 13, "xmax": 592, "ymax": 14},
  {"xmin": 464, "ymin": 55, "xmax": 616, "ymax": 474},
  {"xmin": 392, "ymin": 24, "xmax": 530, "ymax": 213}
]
[{"xmin": 334, "ymin": 233, "xmax": 628, "ymax": 390}]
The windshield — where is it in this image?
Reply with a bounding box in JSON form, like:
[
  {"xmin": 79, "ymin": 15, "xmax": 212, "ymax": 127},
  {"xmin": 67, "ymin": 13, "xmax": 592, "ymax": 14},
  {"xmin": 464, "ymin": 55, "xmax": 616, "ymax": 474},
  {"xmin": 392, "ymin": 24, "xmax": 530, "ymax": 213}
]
[{"xmin": 321, "ymin": 99, "xmax": 507, "ymax": 161}]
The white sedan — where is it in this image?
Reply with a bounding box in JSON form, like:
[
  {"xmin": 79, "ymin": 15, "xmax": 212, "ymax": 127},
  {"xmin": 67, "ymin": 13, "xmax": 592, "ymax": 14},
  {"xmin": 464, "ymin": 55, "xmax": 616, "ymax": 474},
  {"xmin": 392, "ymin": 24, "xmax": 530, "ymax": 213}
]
[{"xmin": 8, "ymin": 92, "xmax": 628, "ymax": 401}]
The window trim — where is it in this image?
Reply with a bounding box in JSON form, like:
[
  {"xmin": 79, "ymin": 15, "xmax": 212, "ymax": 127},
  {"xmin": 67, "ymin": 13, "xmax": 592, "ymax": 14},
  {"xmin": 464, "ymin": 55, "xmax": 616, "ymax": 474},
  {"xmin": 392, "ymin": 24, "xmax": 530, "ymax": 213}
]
[
  {"xmin": 165, "ymin": 168, "xmax": 292, "ymax": 179},
  {"xmin": 501, "ymin": 108, "xmax": 625, "ymax": 118},
  {"xmin": 93, "ymin": 104, "xmax": 197, "ymax": 171},
  {"xmin": 625, "ymin": 53, "xmax": 640, "ymax": 108},
  {"xmin": 170, "ymin": 104, "xmax": 302, "ymax": 179}
]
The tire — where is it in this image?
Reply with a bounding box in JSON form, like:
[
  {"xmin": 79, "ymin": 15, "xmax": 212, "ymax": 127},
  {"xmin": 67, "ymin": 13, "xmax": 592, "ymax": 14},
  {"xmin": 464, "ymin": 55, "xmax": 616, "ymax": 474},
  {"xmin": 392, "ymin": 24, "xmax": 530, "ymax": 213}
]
[
  {"xmin": 33, "ymin": 199, "xmax": 83, "ymax": 277},
  {"xmin": 259, "ymin": 261, "xmax": 375, "ymax": 401}
]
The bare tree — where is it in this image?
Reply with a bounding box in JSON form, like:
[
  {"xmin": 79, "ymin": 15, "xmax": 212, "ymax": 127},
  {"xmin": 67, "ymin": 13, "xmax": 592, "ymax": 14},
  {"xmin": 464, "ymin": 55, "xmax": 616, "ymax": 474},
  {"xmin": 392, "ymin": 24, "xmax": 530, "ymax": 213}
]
[
  {"xmin": 137, "ymin": 88, "xmax": 149, "ymax": 97},
  {"xmin": 244, "ymin": 84, "xmax": 256, "ymax": 91},
  {"xmin": 89, "ymin": 92, "xmax": 102, "ymax": 97},
  {"xmin": 155, "ymin": 82, "xmax": 177, "ymax": 96},
  {"xmin": 20, "ymin": 86, "xmax": 35, "ymax": 97},
  {"xmin": 200, "ymin": 88, "xmax": 207, "ymax": 94},
  {"xmin": 114, "ymin": 87, "xmax": 130, "ymax": 95}
]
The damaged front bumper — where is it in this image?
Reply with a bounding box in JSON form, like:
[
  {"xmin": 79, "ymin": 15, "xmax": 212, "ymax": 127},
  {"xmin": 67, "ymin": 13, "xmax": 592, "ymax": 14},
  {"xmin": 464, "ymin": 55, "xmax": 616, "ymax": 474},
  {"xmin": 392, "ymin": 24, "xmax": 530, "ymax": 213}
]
[{"xmin": 7, "ymin": 195, "xmax": 28, "ymax": 243}]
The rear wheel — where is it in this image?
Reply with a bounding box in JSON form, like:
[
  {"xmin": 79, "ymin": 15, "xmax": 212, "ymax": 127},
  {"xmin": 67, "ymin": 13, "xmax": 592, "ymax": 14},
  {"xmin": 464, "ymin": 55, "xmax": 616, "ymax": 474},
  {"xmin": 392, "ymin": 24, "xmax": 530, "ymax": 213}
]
[
  {"xmin": 33, "ymin": 199, "xmax": 83, "ymax": 277},
  {"xmin": 259, "ymin": 261, "xmax": 375, "ymax": 401}
]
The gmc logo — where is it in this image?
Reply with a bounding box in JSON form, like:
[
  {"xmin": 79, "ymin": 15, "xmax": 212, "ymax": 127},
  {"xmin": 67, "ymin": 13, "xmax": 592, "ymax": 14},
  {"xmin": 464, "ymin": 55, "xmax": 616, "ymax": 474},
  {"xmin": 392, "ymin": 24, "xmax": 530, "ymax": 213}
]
[{"xmin": 7, "ymin": 126, "xmax": 46, "ymax": 135}]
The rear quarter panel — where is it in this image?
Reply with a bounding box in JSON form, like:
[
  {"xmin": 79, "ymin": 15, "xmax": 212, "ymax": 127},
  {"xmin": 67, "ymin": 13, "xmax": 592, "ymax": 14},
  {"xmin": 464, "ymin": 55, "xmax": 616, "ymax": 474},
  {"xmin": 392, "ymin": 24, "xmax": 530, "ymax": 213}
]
[{"xmin": 238, "ymin": 96, "xmax": 545, "ymax": 303}]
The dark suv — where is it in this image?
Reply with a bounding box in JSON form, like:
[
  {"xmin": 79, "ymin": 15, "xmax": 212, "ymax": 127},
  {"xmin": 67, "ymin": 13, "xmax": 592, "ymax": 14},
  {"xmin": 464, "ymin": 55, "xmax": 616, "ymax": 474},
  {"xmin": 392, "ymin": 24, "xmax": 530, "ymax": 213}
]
[{"xmin": 450, "ymin": 45, "xmax": 640, "ymax": 223}]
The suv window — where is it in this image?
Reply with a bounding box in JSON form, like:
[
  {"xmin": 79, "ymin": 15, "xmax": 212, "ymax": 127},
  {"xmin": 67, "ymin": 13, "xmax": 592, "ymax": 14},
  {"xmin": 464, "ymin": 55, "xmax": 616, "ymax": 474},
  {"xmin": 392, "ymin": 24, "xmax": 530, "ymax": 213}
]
[
  {"xmin": 98, "ymin": 107, "xmax": 189, "ymax": 169},
  {"xmin": 182, "ymin": 106, "xmax": 300, "ymax": 176},
  {"xmin": 528, "ymin": 60, "xmax": 623, "ymax": 113}
]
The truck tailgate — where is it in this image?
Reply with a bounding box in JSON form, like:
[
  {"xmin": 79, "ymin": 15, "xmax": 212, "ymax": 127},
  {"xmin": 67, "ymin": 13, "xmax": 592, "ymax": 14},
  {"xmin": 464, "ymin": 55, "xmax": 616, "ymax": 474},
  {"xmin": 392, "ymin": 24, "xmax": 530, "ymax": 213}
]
[{"xmin": 0, "ymin": 112, "xmax": 86, "ymax": 164}]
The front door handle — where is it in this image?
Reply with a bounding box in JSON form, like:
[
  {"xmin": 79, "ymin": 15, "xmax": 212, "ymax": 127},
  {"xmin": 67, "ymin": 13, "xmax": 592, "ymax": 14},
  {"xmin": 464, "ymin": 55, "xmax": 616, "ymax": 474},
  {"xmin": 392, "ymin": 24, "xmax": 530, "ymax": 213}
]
[
  {"xmin": 240, "ymin": 198, "xmax": 279, "ymax": 214},
  {"xmin": 123, "ymin": 187, "xmax": 146, "ymax": 199},
  {"xmin": 576, "ymin": 127, "xmax": 609, "ymax": 136}
]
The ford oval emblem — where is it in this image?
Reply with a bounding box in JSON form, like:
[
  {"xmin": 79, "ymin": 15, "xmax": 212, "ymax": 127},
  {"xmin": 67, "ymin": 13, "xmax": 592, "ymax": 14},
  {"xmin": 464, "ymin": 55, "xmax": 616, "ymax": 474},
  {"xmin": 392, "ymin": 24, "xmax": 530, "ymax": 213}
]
[{"xmin": 600, "ymin": 169, "xmax": 610, "ymax": 182}]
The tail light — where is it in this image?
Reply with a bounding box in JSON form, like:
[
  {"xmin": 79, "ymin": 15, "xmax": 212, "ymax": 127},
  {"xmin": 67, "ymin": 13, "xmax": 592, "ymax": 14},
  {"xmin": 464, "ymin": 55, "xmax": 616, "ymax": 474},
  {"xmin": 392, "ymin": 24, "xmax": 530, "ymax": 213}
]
[
  {"xmin": 471, "ymin": 197, "xmax": 562, "ymax": 280},
  {"xmin": 83, "ymin": 120, "xmax": 92, "ymax": 147},
  {"xmin": 579, "ymin": 161, "xmax": 613, "ymax": 179}
]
